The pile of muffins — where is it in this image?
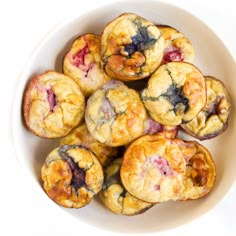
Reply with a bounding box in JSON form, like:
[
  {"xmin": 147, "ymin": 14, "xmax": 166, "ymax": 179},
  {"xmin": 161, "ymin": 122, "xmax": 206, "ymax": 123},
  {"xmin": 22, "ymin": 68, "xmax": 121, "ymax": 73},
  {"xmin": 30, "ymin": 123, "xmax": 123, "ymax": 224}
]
[{"xmin": 23, "ymin": 13, "xmax": 231, "ymax": 215}]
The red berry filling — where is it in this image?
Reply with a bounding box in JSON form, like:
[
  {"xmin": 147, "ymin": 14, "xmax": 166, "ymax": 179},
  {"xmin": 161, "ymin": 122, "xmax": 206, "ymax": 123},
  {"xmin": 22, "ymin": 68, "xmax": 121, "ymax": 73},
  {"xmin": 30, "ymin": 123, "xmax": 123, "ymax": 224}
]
[
  {"xmin": 47, "ymin": 88, "xmax": 56, "ymax": 112},
  {"xmin": 151, "ymin": 156, "xmax": 173, "ymax": 176},
  {"xmin": 163, "ymin": 46, "xmax": 183, "ymax": 62},
  {"xmin": 71, "ymin": 46, "xmax": 89, "ymax": 67}
]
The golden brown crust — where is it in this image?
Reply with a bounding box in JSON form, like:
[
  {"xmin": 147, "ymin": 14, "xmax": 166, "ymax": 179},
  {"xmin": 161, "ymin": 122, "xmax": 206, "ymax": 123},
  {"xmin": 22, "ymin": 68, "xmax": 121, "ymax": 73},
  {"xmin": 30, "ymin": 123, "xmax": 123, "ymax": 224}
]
[
  {"xmin": 120, "ymin": 135, "xmax": 186, "ymax": 203},
  {"xmin": 41, "ymin": 145, "xmax": 104, "ymax": 208},
  {"xmin": 99, "ymin": 158, "xmax": 153, "ymax": 215},
  {"xmin": 23, "ymin": 71, "xmax": 85, "ymax": 138},
  {"xmin": 181, "ymin": 76, "xmax": 231, "ymax": 140},
  {"xmin": 141, "ymin": 62, "xmax": 206, "ymax": 125},
  {"xmin": 157, "ymin": 25, "xmax": 195, "ymax": 63},
  {"xmin": 85, "ymin": 80, "xmax": 147, "ymax": 146},
  {"xmin": 101, "ymin": 13, "xmax": 164, "ymax": 81},
  {"xmin": 60, "ymin": 123, "xmax": 118, "ymax": 166},
  {"xmin": 63, "ymin": 34, "xmax": 110, "ymax": 96},
  {"xmin": 176, "ymin": 141, "xmax": 216, "ymax": 200}
]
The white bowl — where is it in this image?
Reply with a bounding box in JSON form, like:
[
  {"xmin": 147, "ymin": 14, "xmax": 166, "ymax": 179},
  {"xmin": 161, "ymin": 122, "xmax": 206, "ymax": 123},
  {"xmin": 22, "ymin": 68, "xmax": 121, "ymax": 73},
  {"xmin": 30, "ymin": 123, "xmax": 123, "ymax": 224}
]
[{"xmin": 13, "ymin": 0, "xmax": 236, "ymax": 233}]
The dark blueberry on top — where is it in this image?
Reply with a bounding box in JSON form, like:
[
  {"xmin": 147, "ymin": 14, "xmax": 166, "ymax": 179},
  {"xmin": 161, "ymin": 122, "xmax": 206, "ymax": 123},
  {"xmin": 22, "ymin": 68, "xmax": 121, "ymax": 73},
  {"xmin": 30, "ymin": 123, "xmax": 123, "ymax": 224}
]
[
  {"xmin": 124, "ymin": 26, "xmax": 156, "ymax": 55},
  {"xmin": 59, "ymin": 145, "xmax": 86, "ymax": 189},
  {"xmin": 164, "ymin": 85, "xmax": 189, "ymax": 113}
]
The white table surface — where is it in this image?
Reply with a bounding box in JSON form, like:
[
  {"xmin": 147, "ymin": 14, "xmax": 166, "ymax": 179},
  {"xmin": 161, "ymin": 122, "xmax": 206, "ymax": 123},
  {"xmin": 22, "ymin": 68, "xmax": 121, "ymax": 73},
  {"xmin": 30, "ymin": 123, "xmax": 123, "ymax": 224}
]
[{"xmin": 3, "ymin": 0, "xmax": 236, "ymax": 235}]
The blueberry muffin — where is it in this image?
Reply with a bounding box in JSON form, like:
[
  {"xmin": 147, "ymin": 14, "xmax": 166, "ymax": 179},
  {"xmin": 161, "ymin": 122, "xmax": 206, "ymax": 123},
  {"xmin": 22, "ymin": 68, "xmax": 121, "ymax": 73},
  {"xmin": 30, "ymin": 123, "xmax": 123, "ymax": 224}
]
[
  {"xmin": 23, "ymin": 71, "xmax": 85, "ymax": 138},
  {"xmin": 141, "ymin": 62, "xmax": 206, "ymax": 125},
  {"xmin": 99, "ymin": 158, "xmax": 153, "ymax": 215},
  {"xmin": 60, "ymin": 123, "xmax": 118, "ymax": 166},
  {"xmin": 120, "ymin": 135, "xmax": 186, "ymax": 203},
  {"xmin": 85, "ymin": 80, "xmax": 147, "ymax": 147},
  {"xmin": 181, "ymin": 76, "xmax": 231, "ymax": 140},
  {"xmin": 101, "ymin": 13, "xmax": 164, "ymax": 81},
  {"xmin": 157, "ymin": 25, "xmax": 195, "ymax": 63},
  {"xmin": 63, "ymin": 34, "xmax": 110, "ymax": 96},
  {"xmin": 176, "ymin": 140, "xmax": 216, "ymax": 200},
  {"xmin": 41, "ymin": 144, "xmax": 104, "ymax": 208}
]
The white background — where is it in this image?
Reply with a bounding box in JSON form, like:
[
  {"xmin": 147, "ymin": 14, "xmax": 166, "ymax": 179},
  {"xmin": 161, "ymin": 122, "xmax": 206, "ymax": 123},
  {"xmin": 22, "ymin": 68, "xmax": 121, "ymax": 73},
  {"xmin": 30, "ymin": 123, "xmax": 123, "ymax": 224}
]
[{"xmin": 2, "ymin": 0, "xmax": 236, "ymax": 235}]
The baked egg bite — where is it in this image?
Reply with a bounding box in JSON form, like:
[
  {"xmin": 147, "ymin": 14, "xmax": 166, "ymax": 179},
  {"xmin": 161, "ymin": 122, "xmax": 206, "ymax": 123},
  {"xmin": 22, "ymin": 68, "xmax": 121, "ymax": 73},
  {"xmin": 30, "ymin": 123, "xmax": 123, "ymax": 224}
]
[
  {"xmin": 23, "ymin": 71, "xmax": 85, "ymax": 138},
  {"xmin": 63, "ymin": 33, "xmax": 110, "ymax": 96},
  {"xmin": 85, "ymin": 80, "xmax": 147, "ymax": 147},
  {"xmin": 141, "ymin": 62, "xmax": 206, "ymax": 125},
  {"xmin": 181, "ymin": 76, "xmax": 231, "ymax": 140},
  {"xmin": 176, "ymin": 140, "xmax": 216, "ymax": 200},
  {"xmin": 120, "ymin": 135, "xmax": 186, "ymax": 203},
  {"xmin": 41, "ymin": 144, "xmax": 104, "ymax": 208},
  {"xmin": 99, "ymin": 158, "xmax": 153, "ymax": 215},
  {"xmin": 101, "ymin": 13, "xmax": 164, "ymax": 81},
  {"xmin": 157, "ymin": 25, "xmax": 195, "ymax": 63}
]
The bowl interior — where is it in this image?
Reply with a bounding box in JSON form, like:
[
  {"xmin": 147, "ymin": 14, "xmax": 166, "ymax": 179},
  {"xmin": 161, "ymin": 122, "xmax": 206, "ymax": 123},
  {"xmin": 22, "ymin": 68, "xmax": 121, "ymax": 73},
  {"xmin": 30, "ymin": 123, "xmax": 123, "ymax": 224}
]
[{"xmin": 13, "ymin": 0, "xmax": 236, "ymax": 233}]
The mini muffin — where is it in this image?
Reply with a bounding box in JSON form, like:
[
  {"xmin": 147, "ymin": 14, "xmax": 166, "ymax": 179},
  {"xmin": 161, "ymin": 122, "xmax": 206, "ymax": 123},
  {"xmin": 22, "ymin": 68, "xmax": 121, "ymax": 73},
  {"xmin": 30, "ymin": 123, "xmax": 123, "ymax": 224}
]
[
  {"xmin": 41, "ymin": 144, "xmax": 104, "ymax": 208},
  {"xmin": 85, "ymin": 80, "xmax": 147, "ymax": 147},
  {"xmin": 141, "ymin": 62, "xmax": 206, "ymax": 125},
  {"xmin": 60, "ymin": 123, "xmax": 118, "ymax": 166},
  {"xmin": 181, "ymin": 76, "xmax": 231, "ymax": 140},
  {"xmin": 176, "ymin": 140, "xmax": 216, "ymax": 200},
  {"xmin": 120, "ymin": 135, "xmax": 186, "ymax": 203},
  {"xmin": 23, "ymin": 71, "xmax": 85, "ymax": 138},
  {"xmin": 63, "ymin": 34, "xmax": 110, "ymax": 96},
  {"xmin": 101, "ymin": 13, "xmax": 164, "ymax": 81},
  {"xmin": 157, "ymin": 25, "xmax": 195, "ymax": 63},
  {"xmin": 99, "ymin": 158, "xmax": 153, "ymax": 215}
]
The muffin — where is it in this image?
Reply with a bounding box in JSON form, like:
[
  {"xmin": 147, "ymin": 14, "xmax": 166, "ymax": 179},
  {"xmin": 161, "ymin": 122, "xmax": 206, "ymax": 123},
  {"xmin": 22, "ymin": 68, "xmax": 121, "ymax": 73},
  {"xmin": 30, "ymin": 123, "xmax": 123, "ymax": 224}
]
[
  {"xmin": 99, "ymin": 158, "xmax": 153, "ymax": 215},
  {"xmin": 60, "ymin": 123, "xmax": 118, "ymax": 166},
  {"xmin": 120, "ymin": 135, "xmax": 186, "ymax": 203},
  {"xmin": 101, "ymin": 13, "xmax": 164, "ymax": 81},
  {"xmin": 63, "ymin": 33, "xmax": 110, "ymax": 96},
  {"xmin": 157, "ymin": 25, "xmax": 195, "ymax": 63},
  {"xmin": 176, "ymin": 140, "xmax": 216, "ymax": 200},
  {"xmin": 141, "ymin": 62, "xmax": 206, "ymax": 125},
  {"xmin": 23, "ymin": 71, "xmax": 85, "ymax": 138},
  {"xmin": 41, "ymin": 144, "xmax": 104, "ymax": 208},
  {"xmin": 85, "ymin": 80, "xmax": 147, "ymax": 147},
  {"xmin": 181, "ymin": 76, "xmax": 231, "ymax": 140}
]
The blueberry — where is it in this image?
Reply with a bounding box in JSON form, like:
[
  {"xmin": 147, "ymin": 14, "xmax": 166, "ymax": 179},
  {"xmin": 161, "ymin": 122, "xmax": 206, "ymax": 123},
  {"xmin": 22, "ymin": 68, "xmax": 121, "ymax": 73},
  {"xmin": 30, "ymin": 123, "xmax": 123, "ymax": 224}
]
[
  {"xmin": 124, "ymin": 44, "xmax": 137, "ymax": 55},
  {"xmin": 124, "ymin": 26, "xmax": 156, "ymax": 55},
  {"xmin": 164, "ymin": 85, "xmax": 189, "ymax": 113},
  {"xmin": 59, "ymin": 145, "xmax": 86, "ymax": 189}
]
